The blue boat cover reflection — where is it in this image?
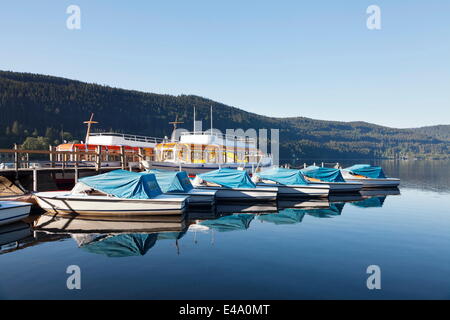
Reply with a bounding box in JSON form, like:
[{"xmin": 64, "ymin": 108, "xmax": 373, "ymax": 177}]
[
  {"xmin": 79, "ymin": 231, "xmax": 186, "ymax": 257},
  {"xmin": 198, "ymin": 214, "xmax": 254, "ymax": 232},
  {"xmin": 258, "ymin": 209, "xmax": 306, "ymax": 225},
  {"xmin": 306, "ymin": 202, "xmax": 345, "ymax": 218},
  {"xmin": 351, "ymin": 196, "xmax": 386, "ymax": 208}
]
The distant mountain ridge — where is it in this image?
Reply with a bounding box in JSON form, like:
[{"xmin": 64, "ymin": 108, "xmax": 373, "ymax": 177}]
[
  {"xmin": 0, "ymin": 70, "xmax": 448, "ymax": 161},
  {"xmin": 409, "ymin": 125, "xmax": 450, "ymax": 141}
]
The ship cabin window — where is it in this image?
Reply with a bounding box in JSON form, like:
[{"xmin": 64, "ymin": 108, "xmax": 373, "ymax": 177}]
[
  {"xmin": 207, "ymin": 150, "xmax": 217, "ymax": 163},
  {"xmin": 191, "ymin": 151, "xmax": 203, "ymax": 162},
  {"xmin": 163, "ymin": 149, "xmax": 174, "ymax": 161}
]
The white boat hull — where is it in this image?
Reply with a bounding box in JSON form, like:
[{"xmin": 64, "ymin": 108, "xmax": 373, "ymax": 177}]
[
  {"xmin": 34, "ymin": 214, "xmax": 185, "ymax": 234},
  {"xmin": 0, "ymin": 201, "xmax": 32, "ymax": 226},
  {"xmin": 278, "ymin": 199, "xmax": 330, "ymax": 209},
  {"xmin": 34, "ymin": 191, "xmax": 187, "ymax": 216},
  {"xmin": 344, "ymin": 178, "xmax": 400, "ymax": 188},
  {"xmin": 256, "ymin": 182, "xmax": 329, "ymax": 198},
  {"xmin": 196, "ymin": 186, "xmax": 278, "ymax": 201},
  {"xmin": 166, "ymin": 189, "xmax": 217, "ymax": 207},
  {"xmin": 306, "ymin": 181, "xmax": 363, "ymax": 193}
]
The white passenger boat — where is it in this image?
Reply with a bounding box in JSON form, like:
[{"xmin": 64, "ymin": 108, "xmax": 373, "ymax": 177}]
[
  {"xmin": 142, "ymin": 108, "xmax": 273, "ymax": 174},
  {"xmin": 341, "ymin": 164, "xmax": 400, "ymax": 188},
  {"xmin": 300, "ymin": 166, "xmax": 363, "ymax": 193},
  {"xmin": 193, "ymin": 168, "xmax": 278, "ymax": 201},
  {"xmin": 147, "ymin": 169, "xmax": 216, "ymax": 207},
  {"xmin": 252, "ymin": 167, "xmax": 329, "ymax": 198},
  {"xmin": 0, "ymin": 201, "xmax": 32, "ymax": 226},
  {"xmin": 34, "ymin": 170, "xmax": 188, "ymax": 216}
]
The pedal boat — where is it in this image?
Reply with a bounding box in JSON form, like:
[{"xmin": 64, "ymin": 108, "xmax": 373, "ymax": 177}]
[
  {"xmin": 192, "ymin": 168, "xmax": 278, "ymax": 201},
  {"xmin": 300, "ymin": 166, "xmax": 363, "ymax": 193},
  {"xmin": 252, "ymin": 167, "xmax": 329, "ymax": 198},
  {"xmin": 341, "ymin": 164, "xmax": 400, "ymax": 188},
  {"xmin": 147, "ymin": 169, "xmax": 216, "ymax": 207}
]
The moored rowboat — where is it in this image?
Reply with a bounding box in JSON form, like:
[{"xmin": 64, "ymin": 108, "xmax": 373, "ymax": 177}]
[
  {"xmin": 34, "ymin": 170, "xmax": 188, "ymax": 216},
  {"xmin": 193, "ymin": 168, "xmax": 278, "ymax": 201}
]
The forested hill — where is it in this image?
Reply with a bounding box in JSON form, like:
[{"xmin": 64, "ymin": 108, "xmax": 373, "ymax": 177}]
[{"xmin": 0, "ymin": 70, "xmax": 449, "ymax": 160}]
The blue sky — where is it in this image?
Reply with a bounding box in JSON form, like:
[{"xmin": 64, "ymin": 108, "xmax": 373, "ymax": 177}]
[{"xmin": 0, "ymin": 0, "xmax": 449, "ymax": 128}]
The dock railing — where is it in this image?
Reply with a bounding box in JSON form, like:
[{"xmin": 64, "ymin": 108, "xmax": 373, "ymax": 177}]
[
  {"xmin": 89, "ymin": 132, "xmax": 163, "ymax": 144},
  {"xmin": 0, "ymin": 145, "xmax": 147, "ymax": 172}
]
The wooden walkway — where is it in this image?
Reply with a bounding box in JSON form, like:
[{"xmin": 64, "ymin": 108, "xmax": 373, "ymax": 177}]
[{"xmin": 0, "ymin": 147, "xmax": 144, "ymax": 193}]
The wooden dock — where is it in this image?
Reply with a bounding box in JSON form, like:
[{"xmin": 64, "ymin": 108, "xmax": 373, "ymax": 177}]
[{"xmin": 0, "ymin": 146, "xmax": 144, "ymax": 194}]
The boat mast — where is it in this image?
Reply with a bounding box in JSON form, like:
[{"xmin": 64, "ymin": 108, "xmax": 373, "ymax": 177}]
[
  {"xmin": 83, "ymin": 113, "xmax": 98, "ymax": 144},
  {"xmin": 193, "ymin": 106, "xmax": 196, "ymax": 132},
  {"xmin": 210, "ymin": 105, "xmax": 213, "ymax": 134},
  {"xmin": 169, "ymin": 115, "xmax": 183, "ymax": 142}
]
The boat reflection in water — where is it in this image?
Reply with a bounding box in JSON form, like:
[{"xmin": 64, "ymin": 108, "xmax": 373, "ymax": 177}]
[
  {"xmin": 351, "ymin": 188, "xmax": 401, "ymax": 209},
  {"xmin": 195, "ymin": 214, "xmax": 255, "ymax": 232},
  {"xmin": 305, "ymin": 202, "xmax": 346, "ymax": 218},
  {"xmin": 258, "ymin": 209, "xmax": 306, "ymax": 225},
  {"xmin": 0, "ymin": 221, "xmax": 34, "ymax": 252},
  {"xmin": 1, "ymin": 217, "xmax": 68, "ymax": 255},
  {"xmin": 34, "ymin": 213, "xmax": 187, "ymax": 257},
  {"xmin": 73, "ymin": 232, "xmax": 187, "ymax": 258},
  {"xmin": 25, "ymin": 188, "xmax": 401, "ymax": 257}
]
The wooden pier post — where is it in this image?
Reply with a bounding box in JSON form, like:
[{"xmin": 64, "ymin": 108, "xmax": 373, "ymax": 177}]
[
  {"xmin": 96, "ymin": 145, "xmax": 102, "ymax": 172},
  {"xmin": 49, "ymin": 145, "xmax": 55, "ymax": 168},
  {"xmin": 74, "ymin": 167, "xmax": 79, "ymax": 184},
  {"xmin": 33, "ymin": 168, "xmax": 38, "ymax": 192},
  {"xmin": 138, "ymin": 147, "xmax": 144, "ymax": 170},
  {"xmin": 120, "ymin": 146, "xmax": 126, "ymax": 170},
  {"xmin": 14, "ymin": 144, "xmax": 19, "ymax": 171}
]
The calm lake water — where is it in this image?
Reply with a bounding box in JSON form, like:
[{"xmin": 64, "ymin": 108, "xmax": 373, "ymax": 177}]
[{"xmin": 1, "ymin": 160, "xmax": 449, "ymax": 300}]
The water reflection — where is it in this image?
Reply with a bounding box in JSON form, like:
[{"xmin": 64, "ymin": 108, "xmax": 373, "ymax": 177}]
[
  {"xmin": 294, "ymin": 160, "xmax": 450, "ymax": 193},
  {"xmin": 258, "ymin": 209, "xmax": 305, "ymax": 225},
  {"xmin": 74, "ymin": 232, "xmax": 187, "ymax": 258},
  {"xmin": 305, "ymin": 202, "xmax": 346, "ymax": 218},
  {"xmin": 8, "ymin": 188, "xmax": 400, "ymax": 258},
  {"xmin": 198, "ymin": 214, "xmax": 254, "ymax": 232}
]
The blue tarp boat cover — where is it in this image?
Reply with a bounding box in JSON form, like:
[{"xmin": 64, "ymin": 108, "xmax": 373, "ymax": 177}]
[
  {"xmin": 258, "ymin": 209, "xmax": 305, "ymax": 225},
  {"xmin": 301, "ymin": 166, "xmax": 346, "ymax": 182},
  {"xmin": 147, "ymin": 169, "xmax": 194, "ymax": 193},
  {"xmin": 198, "ymin": 168, "xmax": 255, "ymax": 188},
  {"xmin": 344, "ymin": 164, "xmax": 386, "ymax": 179},
  {"xmin": 81, "ymin": 233, "xmax": 158, "ymax": 257},
  {"xmin": 78, "ymin": 169, "xmax": 162, "ymax": 199},
  {"xmin": 199, "ymin": 214, "xmax": 254, "ymax": 232},
  {"xmin": 255, "ymin": 167, "xmax": 309, "ymax": 185}
]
